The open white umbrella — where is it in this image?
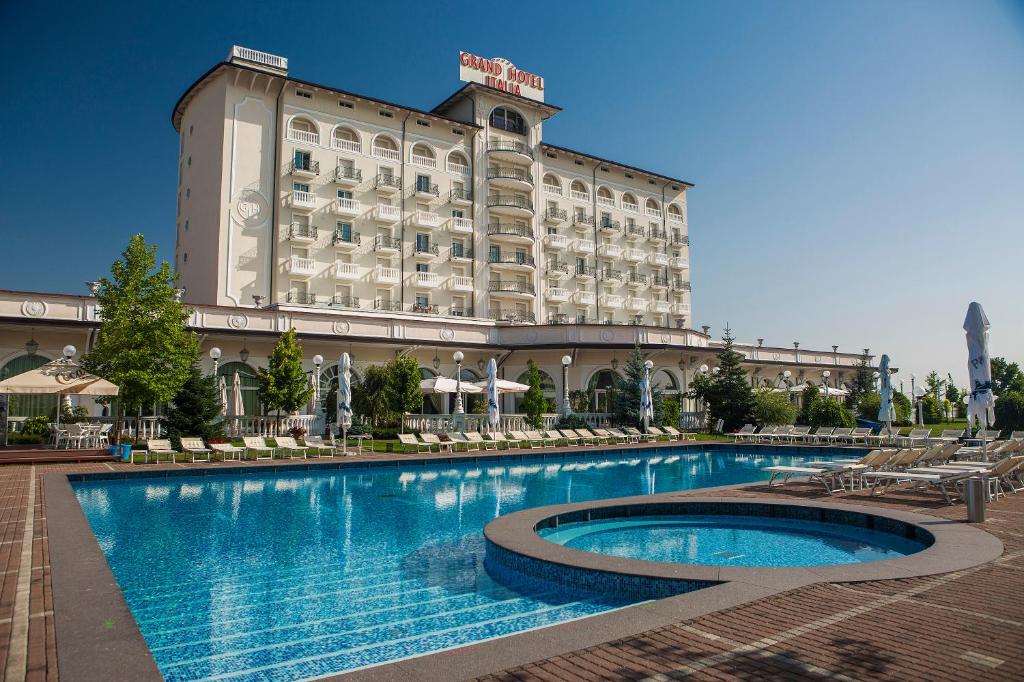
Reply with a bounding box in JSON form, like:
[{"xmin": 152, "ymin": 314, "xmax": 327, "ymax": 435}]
[
  {"xmin": 964, "ymin": 302, "xmax": 995, "ymax": 458},
  {"xmin": 338, "ymin": 353, "xmax": 353, "ymax": 453},
  {"xmin": 218, "ymin": 375, "xmax": 228, "ymax": 417},
  {"xmin": 470, "ymin": 378, "xmax": 528, "ymax": 394},
  {"xmin": 420, "ymin": 376, "xmax": 482, "ymax": 394},
  {"xmin": 878, "ymin": 354, "xmax": 896, "ymax": 436},
  {"xmin": 486, "ymin": 358, "xmax": 500, "ymax": 435}
]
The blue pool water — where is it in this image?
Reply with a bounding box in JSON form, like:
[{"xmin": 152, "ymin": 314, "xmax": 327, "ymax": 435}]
[
  {"xmin": 73, "ymin": 447, "xmax": 838, "ymax": 681},
  {"xmin": 539, "ymin": 515, "xmax": 927, "ymax": 567}
]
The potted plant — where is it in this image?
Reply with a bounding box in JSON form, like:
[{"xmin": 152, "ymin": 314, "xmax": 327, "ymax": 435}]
[{"xmin": 117, "ymin": 433, "xmax": 133, "ymax": 461}]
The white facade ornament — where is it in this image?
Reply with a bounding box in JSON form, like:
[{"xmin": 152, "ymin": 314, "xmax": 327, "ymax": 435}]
[
  {"xmin": 21, "ymin": 300, "xmax": 46, "ymax": 318},
  {"xmin": 228, "ymin": 313, "xmax": 249, "ymax": 330},
  {"xmin": 439, "ymin": 327, "xmax": 455, "ymax": 342},
  {"xmin": 333, "ymin": 320, "xmax": 351, "ymax": 335},
  {"xmin": 600, "ymin": 329, "xmax": 614, "ymax": 342}
]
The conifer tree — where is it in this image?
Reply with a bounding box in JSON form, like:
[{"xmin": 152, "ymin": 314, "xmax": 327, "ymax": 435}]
[
  {"xmin": 846, "ymin": 351, "xmax": 876, "ymax": 408},
  {"xmin": 163, "ymin": 363, "xmax": 225, "ymax": 448},
  {"xmin": 257, "ymin": 328, "xmax": 313, "ymax": 418},
  {"xmin": 613, "ymin": 346, "xmax": 663, "ymax": 426},
  {"xmin": 705, "ymin": 326, "xmax": 755, "ymax": 432},
  {"xmin": 521, "ymin": 360, "xmax": 547, "ymax": 429}
]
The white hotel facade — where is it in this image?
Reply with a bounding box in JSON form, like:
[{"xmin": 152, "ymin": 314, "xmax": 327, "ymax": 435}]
[{"xmin": 0, "ymin": 47, "xmax": 873, "ymax": 429}]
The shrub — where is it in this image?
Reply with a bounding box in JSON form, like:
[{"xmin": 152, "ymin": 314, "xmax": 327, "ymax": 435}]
[
  {"xmin": 753, "ymin": 389, "xmax": 796, "ymax": 426},
  {"xmin": 568, "ymin": 390, "xmax": 589, "ymax": 413},
  {"xmin": 809, "ymin": 398, "xmax": 855, "ymax": 428},
  {"xmin": 8, "ymin": 433, "xmax": 45, "ymax": 445},
  {"xmin": 893, "ymin": 392, "xmax": 912, "ymax": 425},
  {"xmin": 920, "ymin": 394, "xmax": 943, "ymax": 424},
  {"xmin": 163, "ymin": 363, "xmax": 225, "ymax": 449},
  {"xmin": 660, "ymin": 397, "xmax": 681, "ymax": 428},
  {"xmin": 553, "ymin": 414, "xmax": 589, "ymax": 430},
  {"xmin": 994, "ymin": 391, "xmax": 1024, "ymax": 435},
  {"xmin": 857, "ymin": 391, "xmax": 881, "ymax": 421},
  {"xmin": 21, "ymin": 415, "xmax": 51, "ymax": 437},
  {"xmin": 796, "ymin": 384, "xmax": 820, "ymax": 425}
]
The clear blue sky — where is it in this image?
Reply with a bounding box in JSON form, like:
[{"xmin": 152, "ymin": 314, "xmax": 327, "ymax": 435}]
[{"xmin": 1, "ymin": 0, "xmax": 1021, "ymax": 389}]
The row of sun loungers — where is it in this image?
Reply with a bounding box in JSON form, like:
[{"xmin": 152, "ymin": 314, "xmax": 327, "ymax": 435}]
[
  {"xmin": 132, "ymin": 435, "xmax": 350, "ymax": 463},
  {"xmin": 397, "ymin": 426, "xmax": 693, "ymax": 453},
  {"xmin": 733, "ymin": 424, "xmax": 1024, "ymax": 448}
]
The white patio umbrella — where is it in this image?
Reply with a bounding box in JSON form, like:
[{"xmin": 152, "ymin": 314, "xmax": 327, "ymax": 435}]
[
  {"xmin": 964, "ymin": 302, "xmax": 995, "ymax": 459},
  {"xmin": 420, "ymin": 376, "xmax": 483, "ymax": 394},
  {"xmin": 640, "ymin": 362, "xmax": 654, "ymax": 431},
  {"xmin": 218, "ymin": 375, "xmax": 228, "ymax": 417},
  {"xmin": 877, "ymin": 354, "xmax": 896, "ymax": 436},
  {"xmin": 338, "ymin": 353, "xmax": 353, "ymax": 454},
  {"xmin": 469, "ymin": 378, "xmax": 528, "ymax": 394},
  {"xmin": 230, "ymin": 372, "xmax": 244, "ymax": 417},
  {"xmin": 486, "ymin": 358, "xmax": 500, "ymax": 435}
]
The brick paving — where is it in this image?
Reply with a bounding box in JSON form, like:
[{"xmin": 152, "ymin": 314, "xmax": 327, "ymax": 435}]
[{"xmin": 0, "ymin": 448, "xmax": 1019, "ymax": 681}]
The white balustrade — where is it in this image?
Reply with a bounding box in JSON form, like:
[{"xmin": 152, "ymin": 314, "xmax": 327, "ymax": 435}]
[
  {"xmin": 288, "ymin": 129, "xmax": 319, "ymax": 145},
  {"xmin": 332, "ymin": 138, "xmax": 361, "ymax": 153},
  {"xmin": 570, "ymin": 190, "xmax": 589, "ymax": 201},
  {"xmin": 411, "ymin": 154, "xmax": 437, "ymax": 169},
  {"xmin": 373, "ymin": 146, "xmax": 401, "ymax": 162},
  {"xmin": 447, "ymin": 161, "xmax": 471, "ymax": 175},
  {"xmin": 288, "ymin": 257, "xmax": 316, "ymax": 276},
  {"xmin": 450, "ymin": 217, "xmax": 474, "ymax": 233}
]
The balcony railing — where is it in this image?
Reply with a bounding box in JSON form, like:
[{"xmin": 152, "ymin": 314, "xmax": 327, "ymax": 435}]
[
  {"xmin": 649, "ymin": 228, "xmax": 668, "ymax": 242},
  {"xmin": 333, "ymin": 197, "xmax": 361, "ymax": 214},
  {"xmin": 487, "ymin": 167, "xmax": 534, "ymax": 184},
  {"xmin": 488, "ymin": 253, "xmax": 535, "ymax": 268},
  {"xmin": 290, "ymin": 190, "xmax": 317, "ymax": 209},
  {"xmin": 332, "ymin": 229, "xmax": 360, "ymax": 246},
  {"xmin": 624, "ymin": 248, "xmax": 646, "ymax": 262},
  {"xmin": 288, "ymin": 224, "xmax": 318, "ymax": 241},
  {"xmin": 411, "ymin": 303, "xmax": 440, "ymax": 315},
  {"xmin": 668, "ymin": 212, "xmax": 685, "ymax": 223},
  {"xmin": 596, "ymin": 195, "xmax": 615, "ymax": 208},
  {"xmin": 373, "ymin": 146, "xmax": 401, "ymax": 162},
  {"xmin": 450, "ymin": 244, "xmax": 474, "ymax": 259},
  {"xmin": 374, "ymin": 235, "xmax": 401, "ymax": 251},
  {"xmin": 414, "ymin": 243, "xmax": 440, "ymax": 257},
  {"xmin": 374, "ymin": 298, "xmax": 402, "ymax": 311},
  {"xmin": 543, "ymin": 183, "xmax": 563, "ymax": 196},
  {"xmin": 449, "ymin": 188, "xmax": 473, "ymax": 203},
  {"xmin": 627, "ymin": 273, "xmax": 648, "ymax": 286},
  {"xmin": 488, "ymin": 281, "xmax": 536, "ymax": 295},
  {"xmin": 672, "ymin": 303, "xmax": 690, "ymax": 316},
  {"xmin": 333, "ymin": 165, "xmax": 362, "ymax": 183},
  {"xmin": 286, "ymin": 291, "xmax": 317, "ymax": 305},
  {"xmin": 650, "ymin": 275, "xmax": 670, "ymax": 288},
  {"xmin": 334, "ymin": 262, "xmax": 360, "ymax": 279},
  {"xmin": 413, "ymin": 210, "xmax": 441, "ymax": 227},
  {"xmin": 414, "ymin": 182, "xmax": 440, "ymax": 197},
  {"xmin": 544, "ymin": 234, "xmax": 571, "ymax": 250},
  {"xmin": 545, "ymin": 207, "xmax": 567, "ymax": 222},
  {"xmin": 232, "ymin": 46, "xmax": 288, "ymax": 70},
  {"xmin": 622, "ymin": 202, "xmax": 639, "ymax": 213},
  {"xmin": 649, "ymin": 253, "xmax": 669, "ymax": 267},
  {"xmin": 487, "ymin": 139, "xmax": 533, "ymax": 159},
  {"xmin": 447, "ymin": 161, "xmax": 471, "ymax": 175},
  {"xmin": 545, "ymin": 287, "xmax": 571, "ymax": 302},
  {"xmin": 572, "ymin": 213, "xmax": 595, "ymax": 227},
  {"xmin": 414, "ymin": 271, "xmax": 442, "ymax": 287},
  {"xmin": 573, "ymin": 239, "xmax": 596, "ymax": 253},
  {"xmin": 573, "ymin": 290, "xmax": 596, "ymax": 306},
  {"xmin": 547, "ymin": 261, "xmax": 570, "ymax": 277},
  {"xmin": 330, "ymin": 295, "xmax": 360, "ymax": 308},
  {"xmin": 597, "ymin": 244, "xmax": 622, "ymax": 258},
  {"xmin": 410, "ymin": 153, "xmax": 437, "ymax": 169},
  {"xmin": 672, "ymin": 279, "xmax": 692, "ymax": 291},
  {"xmin": 625, "ymin": 224, "xmax": 647, "ymax": 239},
  {"xmin": 598, "ymin": 217, "xmax": 621, "ymax": 232},
  {"xmin": 491, "ymin": 311, "xmax": 537, "ymax": 323},
  {"xmin": 374, "ymin": 267, "xmax": 401, "ymax": 284},
  {"xmin": 646, "ymin": 207, "xmax": 663, "ymax": 218},
  {"xmin": 376, "ymin": 174, "xmax": 403, "ymax": 191},
  {"xmin": 600, "ymin": 268, "xmax": 623, "ymax": 282},
  {"xmin": 288, "ymin": 257, "xmax": 316, "ymax": 277},
  {"xmin": 287, "ymin": 129, "xmax": 319, "ymax": 145},
  {"xmin": 332, "ymin": 138, "xmax": 361, "ymax": 154},
  {"xmin": 599, "ymin": 294, "xmax": 623, "ymax": 308},
  {"xmin": 450, "ymin": 217, "xmax": 474, "ymax": 233},
  {"xmin": 669, "ymin": 256, "xmax": 689, "ymax": 269},
  {"xmin": 449, "ymin": 275, "xmax": 474, "ymax": 291},
  {"xmin": 289, "ymin": 159, "xmax": 320, "ymax": 175},
  {"xmin": 449, "ymin": 306, "xmax": 474, "ymax": 317},
  {"xmin": 569, "ymin": 189, "xmax": 590, "ymax": 201},
  {"xmin": 487, "ymin": 223, "xmax": 534, "ymax": 240},
  {"xmin": 487, "ymin": 195, "xmax": 534, "ymax": 212},
  {"xmin": 547, "ymin": 313, "xmax": 570, "ymax": 325},
  {"xmin": 375, "ymin": 204, "xmax": 401, "ymax": 222},
  {"xmin": 671, "ymin": 234, "xmax": 690, "ymax": 246},
  {"xmin": 575, "ymin": 265, "xmax": 597, "ymax": 278}
]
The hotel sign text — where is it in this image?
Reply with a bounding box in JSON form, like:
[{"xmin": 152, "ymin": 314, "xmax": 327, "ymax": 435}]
[{"xmin": 459, "ymin": 52, "xmax": 544, "ymax": 102}]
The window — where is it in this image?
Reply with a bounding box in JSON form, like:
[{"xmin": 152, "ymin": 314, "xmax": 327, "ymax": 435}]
[
  {"xmin": 379, "ymin": 110, "xmax": 394, "ymax": 119},
  {"xmin": 185, "ymin": 188, "xmax": 190, "ymax": 199},
  {"xmin": 489, "ymin": 107, "xmax": 527, "ymax": 135},
  {"xmin": 337, "ymin": 221, "xmax": 352, "ymax": 240},
  {"xmin": 416, "ymin": 119, "xmax": 430, "ymax": 127},
  {"xmin": 452, "ymin": 208, "xmax": 464, "ymax": 219},
  {"xmin": 293, "ymin": 149, "xmax": 313, "ymax": 171},
  {"xmin": 293, "ymin": 182, "xmax": 310, "ymax": 192},
  {"xmin": 187, "ymin": 156, "xmax": 191, "ymax": 167},
  {"xmin": 489, "ymin": 245, "xmax": 500, "ymax": 261},
  {"xmin": 416, "ymin": 294, "xmax": 429, "ymax": 306},
  {"xmin": 295, "ymin": 89, "xmax": 312, "ymax": 99},
  {"xmin": 183, "ymin": 252, "xmax": 188, "ymax": 262},
  {"xmin": 415, "ymin": 233, "xmax": 430, "ymax": 251},
  {"xmin": 339, "ymin": 100, "xmax": 354, "ymax": 109},
  {"xmin": 184, "ymin": 220, "xmax": 189, "ymax": 231},
  {"xmin": 416, "ymin": 263, "xmax": 428, "ymax": 273},
  {"xmin": 189, "ymin": 125, "xmax": 194, "ymax": 136},
  {"xmin": 415, "ymin": 174, "xmax": 432, "ymax": 192},
  {"xmin": 337, "ymin": 189, "xmax": 352, "ymax": 200}
]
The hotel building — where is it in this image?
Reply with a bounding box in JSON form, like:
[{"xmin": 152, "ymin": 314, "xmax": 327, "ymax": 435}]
[{"xmin": 0, "ymin": 47, "xmax": 873, "ymax": 431}]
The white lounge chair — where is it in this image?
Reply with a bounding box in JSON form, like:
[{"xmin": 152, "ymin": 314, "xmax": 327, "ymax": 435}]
[
  {"xmin": 446, "ymin": 432, "xmax": 480, "ymax": 451},
  {"xmin": 419, "ymin": 433, "xmax": 453, "ymax": 453},
  {"xmin": 303, "ymin": 435, "xmax": 337, "ymax": 457},
  {"xmin": 210, "ymin": 442, "xmax": 245, "ymax": 461},
  {"xmin": 863, "ymin": 467, "xmax": 976, "ymax": 503},
  {"xmin": 398, "ymin": 433, "xmax": 431, "ymax": 453},
  {"xmin": 622, "ymin": 427, "xmax": 651, "ymax": 443},
  {"xmin": 730, "ymin": 424, "xmax": 756, "ymax": 441},
  {"xmin": 465, "ymin": 432, "xmax": 496, "ymax": 450},
  {"xmin": 138, "ymin": 438, "xmax": 179, "ymax": 464},
  {"xmin": 662, "ymin": 426, "xmax": 690, "ymax": 441},
  {"xmin": 274, "ymin": 436, "xmax": 308, "ymax": 459},
  {"xmin": 242, "ymin": 436, "xmax": 275, "ymax": 460},
  {"xmin": 762, "ymin": 464, "xmax": 852, "ymax": 494},
  {"xmin": 179, "ymin": 437, "xmax": 213, "ymax": 463}
]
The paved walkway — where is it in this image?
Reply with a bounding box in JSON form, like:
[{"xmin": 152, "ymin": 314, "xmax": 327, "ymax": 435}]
[{"xmin": 0, "ymin": 449, "xmax": 1020, "ymax": 681}]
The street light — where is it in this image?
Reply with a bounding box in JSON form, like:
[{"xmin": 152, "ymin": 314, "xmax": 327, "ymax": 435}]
[
  {"xmin": 209, "ymin": 347, "xmax": 222, "ymax": 375},
  {"xmin": 561, "ymin": 355, "xmax": 572, "ymax": 416},
  {"xmin": 822, "ymin": 370, "xmax": 831, "ymax": 402},
  {"xmin": 914, "ymin": 386, "xmax": 926, "ymax": 425},
  {"xmin": 699, "ymin": 364, "xmax": 709, "ymax": 374},
  {"xmin": 62, "ymin": 345, "xmax": 76, "ymax": 360},
  {"xmin": 453, "ymin": 351, "xmax": 465, "ymax": 423},
  {"xmin": 312, "ymin": 354, "xmax": 323, "ymax": 406}
]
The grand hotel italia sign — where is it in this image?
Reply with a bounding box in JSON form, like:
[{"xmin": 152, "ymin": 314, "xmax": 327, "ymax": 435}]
[{"xmin": 459, "ymin": 52, "xmax": 544, "ymax": 102}]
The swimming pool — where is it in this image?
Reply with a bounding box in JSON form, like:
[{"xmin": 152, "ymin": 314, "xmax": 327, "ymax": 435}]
[
  {"xmin": 72, "ymin": 446, "xmax": 841, "ymax": 681},
  {"xmin": 539, "ymin": 515, "xmax": 928, "ymax": 567}
]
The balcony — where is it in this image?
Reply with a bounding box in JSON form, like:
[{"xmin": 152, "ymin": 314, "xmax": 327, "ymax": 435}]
[
  {"xmin": 487, "ymin": 167, "xmax": 534, "ymax": 191},
  {"xmin": 669, "ymin": 256, "xmax": 689, "ymax": 270},
  {"xmin": 624, "ymin": 248, "xmax": 646, "ymax": 262},
  {"xmin": 289, "ymin": 190, "xmax": 317, "ymax": 211},
  {"xmin": 449, "ymin": 188, "xmax": 473, "ymax": 205},
  {"xmin": 449, "ymin": 244, "xmax": 474, "ymax": 261},
  {"xmin": 546, "ymin": 261, "xmax": 571, "ymax": 280},
  {"xmin": 334, "ymin": 262, "xmax": 360, "ymax": 281},
  {"xmin": 332, "ymin": 229, "xmax": 360, "ymax": 250},
  {"xmin": 487, "ymin": 139, "xmax": 533, "ymax": 163},
  {"xmin": 646, "ymin": 207, "xmax": 663, "ymax": 219},
  {"xmin": 414, "ymin": 182, "xmax": 440, "ymax": 199},
  {"xmin": 286, "ymin": 291, "xmax": 317, "ymax": 305},
  {"xmin": 544, "ymin": 207, "xmax": 567, "ymax": 224},
  {"xmin": 487, "ymin": 194, "xmax": 534, "ymax": 218},
  {"xmin": 543, "ymin": 233, "xmax": 570, "ymax": 251},
  {"xmin": 598, "ymin": 218, "xmax": 621, "ymax": 235},
  {"xmin": 413, "ymin": 243, "xmax": 440, "ymax": 261},
  {"xmin": 374, "ymin": 298, "xmax": 402, "ymax": 312},
  {"xmin": 626, "ymin": 273, "xmax": 648, "ymax": 289},
  {"xmin": 375, "ymin": 174, "xmax": 403, "ymax": 194},
  {"xmin": 372, "ymin": 145, "xmax": 401, "ymax": 163},
  {"xmin": 332, "ymin": 138, "xmax": 361, "ymax": 155},
  {"xmin": 488, "ymin": 253, "xmax": 535, "ymax": 271},
  {"xmin": 650, "ymin": 300, "xmax": 671, "ymax": 314},
  {"xmin": 672, "ymin": 302, "xmax": 691, "ymax": 316},
  {"xmin": 333, "ymin": 165, "xmax": 362, "ymax": 187},
  {"xmin": 596, "ymin": 195, "xmax": 615, "ymax": 209},
  {"xmin": 543, "ymin": 183, "xmax": 563, "ymax": 197},
  {"xmin": 573, "ymin": 238, "xmax": 595, "ymax": 254},
  {"xmin": 373, "ymin": 266, "xmax": 401, "ymax": 284},
  {"xmin": 668, "ymin": 211, "xmax": 685, "ymax": 224},
  {"xmin": 572, "ymin": 290, "xmax": 595, "ymax": 306},
  {"xmin": 410, "ymin": 153, "xmax": 437, "ymax": 169},
  {"xmin": 413, "ymin": 271, "xmax": 441, "ymax": 288},
  {"xmin": 412, "ymin": 210, "xmax": 441, "ymax": 228},
  {"xmin": 625, "ymin": 224, "xmax": 647, "ymax": 241},
  {"xmin": 287, "ymin": 129, "xmax": 319, "ymax": 145},
  {"xmin": 491, "ymin": 311, "xmax": 537, "ymax": 324},
  {"xmin": 569, "ymin": 189, "xmax": 590, "ymax": 202},
  {"xmin": 411, "ymin": 303, "xmax": 440, "ymax": 315},
  {"xmin": 330, "ymin": 295, "xmax": 360, "ymax": 309},
  {"xmin": 622, "ymin": 202, "xmax": 639, "ymax": 213},
  {"xmin": 288, "ymin": 224, "xmax": 318, "ymax": 243},
  {"xmin": 648, "ymin": 228, "xmax": 668, "ymax": 244},
  {"xmin": 287, "ymin": 257, "xmax": 316, "ymax": 277},
  {"xmin": 547, "ymin": 313, "xmax": 570, "ymax": 325},
  {"xmin": 371, "ymin": 204, "xmax": 400, "ymax": 223},
  {"xmin": 625, "ymin": 297, "xmax": 647, "ymax": 312},
  {"xmin": 599, "ymin": 293, "xmax": 623, "ymax": 309},
  {"xmin": 670, "ymin": 234, "xmax": 690, "ymax": 246},
  {"xmin": 649, "ymin": 252, "xmax": 669, "ymax": 267},
  {"xmin": 449, "ymin": 275, "xmax": 474, "ymax": 292},
  {"xmin": 449, "ymin": 305, "xmax": 474, "ymax": 317},
  {"xmin": 597, "ymin": 243, "xmax": 622, "ymax": 258},
  {"xmin": 447, "ymin": 161, "xmax": 471, "ymax": 176},
  {"xmin": 600, "ymin": 268, "xmax": 623, "ymax": 284},
  {"xmin": 574, "ymin": 265, "xmax": 597, "ymax": 281},
  {"xmin": 673, "ymin": 279, "xmax": 692, "ymax": 292},
  {"xmin": 289, "ymin": 159, "xmax": 319, "ymax": 178},
  {"xmin": 649, "ymin": 274, "xmax": 670, "ymax": 291},
  {"xmin": 572, "ymin": 213, "xmax": 595, "ymax": 230},
  {"xmin": 332, "ymin": 198, "xmax": 362, "ymax": 217},
  {"xmin": 374, "ymin": 235, "xmax": 401, "ymax": 254},
  {"xmin": 450, "ymin": 216, "xmax": 474, "ymax": 234},
  {"xmin": 545, "ymin": 287, "xmax": 571, "ymax": 303},
  {"xmin": 487, "ymin": 280, "xmax": 536, "ymax": 297},
  {"xmin": 487, "ymin": 222, "xmax": 534, "ymax": 243}
]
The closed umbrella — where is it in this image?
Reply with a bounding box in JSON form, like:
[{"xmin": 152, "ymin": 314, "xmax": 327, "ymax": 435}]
[
  {"xmin": 218, "ymin": 375, "xmax": 228, "ymax": 417},
  {"xmin": 486, "ymin": 358, "xmax": 500, "ymax": 435},
  {"xmin": 964, "ymin": 302, "xmax": 995, "ymax": 459},
  {"xmin": 338, "ymin": 353, "xmax": 353, "ymax": 454},
  {"xmin": 230, "ymin": 372, "xmax": 244, "ymax": 417},
  {"xmin": 877, "ymin": 354, "xmax": 896, "ymax": 437},
  {"xmin": 640, "ymin": 362, "xmax": 654, "ymax": 431}
]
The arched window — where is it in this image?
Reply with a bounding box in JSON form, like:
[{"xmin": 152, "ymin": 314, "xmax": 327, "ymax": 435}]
[
  {"xmin": 0, "ymin": 355, "xmax": 57, "ymax": 418},
  {"xmin": 331, "ymin": 126, "xmax": 361, "ymax": 153},
  {"xmin": 512, "ymin": 369, "xmax": 556, "ymax": 413},
  {"xmin": 490, "ymin": 106, "xmax": 527, "ymax": 135},
  {"xmin": 446, "ymin": 150, "xmax": 470, "ymax": 175},
  {"xmin": 653, "ymin": 369, "xmax": 680, "ymax": 394},
  {"xmin": 288, "ymin": 117, "xmax": 319, "ymax": 144},
  {"xmin": 419, "ymin": 367, "xmax": 444, "ymax": 414},
  {"xmin": 317, "ymin": 363, "xmax": 363, "ymax": 424},
  {"xmin": 596, "ymin": 186, "xmax": 614, "ymax": 207},
  {"xmin": 569, "ymin": 180, "xmax": 589, "ymax": 200},
  {"xmin": 542, "ymin": 173, "xmax": 562, "ymax": 195},
  {"xmin": 587, "ymin": 369, "xmax": 622, "ymax": 412},
  {"xmin": 621, "ymin": 192, "xmax": 638, "ymax": 211},
  {"xmin": 645, "ymin": 197, "xmax": 661, "ymax": 216},
  {"xmin": 217, "ymin": 362, "xmax": 261, "ymax": 416},
  {"xmin": 410, "ymin": 142, "xmax": 436, "ymax": 168},
  {"xmin": 667, "ymin": 204, "xmax": 683, "ymax": 220},
  {"xmin": 372, "ymin": 134, "xmax": 400, "ymax": 161}
]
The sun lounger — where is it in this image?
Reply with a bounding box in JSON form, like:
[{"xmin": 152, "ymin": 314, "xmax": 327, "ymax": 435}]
[
  {"xmin": 302, "ymin": 435, "xmax": 337, "ymax": 457},
  {"xmin": 863, "ymin": 468, "xmax": 976, "ymax": 503},
  {"xmin": 524, "ymin": 430, "xmax": 555, "ymax": 447},
  {"xmin": 137, "ymin": 438, "xmax": 178, "ymax": 464},
  {"xmin": 419, "ymin": 433, "xmax": 453, "ymax": 453},
  {"xmin": 895, "ymin": 429, "xmax": 931, "ymax": 448},
  {"xmin": 274, "ymin": 436, "xmax": 308, "ymax": 459},
  {"xmin": 464, "ymin": 432, "xmax": 495, "ymax": 450},
  {"xmin": 662, "ymin": 426, "xmax": 690, "ymax": 441},
  {"xmin": 482, "ymin": 432, "xmax": 508, "ymax": 449},
  {"xmin": 1011, "ymin": 431, "xmax": 1024, "ymax": 442},
  {"xmin": 557, "ymin": 429, "xmax": 583, "ymax": 445},
  {"xmin": 242, "ymin": 436, "xmax": 275, "ymax": 460},
  {"xmin": 846, "ymin": 427, "xmax": 872, "ymax": 444},
  {"xmin": 646, "ymin": 426, "xmax": 671, "ymax": 441},
  {"xmin": 507, "ymin": 430, "xmax": 538, "ymax": 448},
  {"xmin": 397, "ymin": 433, "xmax": 428, "ymax": 453},
  {"xmin": 579, "ymin": 428, "xmax": 611, "ymax": 444},
  {"xmin": 605, "ymin": 428, "xmax": 637, "ymax": 444},
  {"xmin": 445, "ymin": 432, "xmax": 479, "ymax": 451},
  {"xmin": 591, "ymin": 428, "xmax": 619, "ymax": 443},
  {"xmin": 761, "ymin": 425, "xmax": 794, "ymax": 443},
  {"xmin": 822, "ymin": 428, "xmax": 853, "ymax": 444},
  {"xmin": 623, "ymin": 427, "xmax": 652, "ymax": 443},
  {"xmin": 179, "ymin": 437, "xmax": 213, "ymax": 463},
  {"xmin": 731, "ymin": 424, "xmax": 756, "ymax": 441},
  {"xmin": 752, "ymin": 425, "xmax": 778, "ymax": 443},
  {"xmin": 964, "ymin": 429, "xmax": 1001, "ymax": 446},
  {"xmin": 762, "ymin": 465, "xmax": 850, "ymax": 494},
  {"xmin": 210, "ymin": 442, "xmax": 245, "ymax": 461}
]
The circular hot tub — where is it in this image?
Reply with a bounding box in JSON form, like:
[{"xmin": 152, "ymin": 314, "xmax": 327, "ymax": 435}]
[{"xmin": 484, "ymin": 496, "xmax": 1002, "ymax": 599}]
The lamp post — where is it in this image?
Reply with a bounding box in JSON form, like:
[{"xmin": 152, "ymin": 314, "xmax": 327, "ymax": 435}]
[
  {"xmin": 453, "ymin": 351, "xmax": 465, "ymax": 428},
  {"xmin": 910, "ymin": 373, "xmax": 917, "ymax": 424},
  {"xmin": 561, "ymin": 355, "xmax": 572, "ymax": 416},
  {"xmin": 822, "ymin": 370, "xmax": 830, "ymax": 403},
  {"xmin": 209, "ymin": 347, "xmax": 222, "ymax": 375},
  {"xmin": 914, "ymin": 386, "xmax": 925, "ymax": 425},
  {"xmin": 312, "ymin": 354, "xmax": 323, "ymax": 407}
]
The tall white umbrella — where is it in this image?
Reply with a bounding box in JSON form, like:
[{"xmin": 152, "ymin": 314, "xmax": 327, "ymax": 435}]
[
  {"xmin": 640, "ymin": 361, "xmax": 654, "ymax": 431},
  {"xmin": 229, "ymin": 372, "xmax": 244, "ymax": 437},
  {"xmin": 218, "ymin": 375, "xmax": 228, "ymax": 417},
  {"xmin": 877, "ymin": 354, "xmax": 896, "ymax": 436},
  {"xmin": 338, "ymin": 353, "xmax": 353, "ymax": 454},
  {"xmin": 964, "ymin": 302, "xmax": 995, "ymax": 459},
  {"xmin": 486, "ymin": 358, "xmax": 500, "ymax": 435}
]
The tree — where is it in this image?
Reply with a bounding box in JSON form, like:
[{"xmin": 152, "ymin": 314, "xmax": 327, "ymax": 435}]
[
  {"xmin": 753, "ymin": 389, "xmax": 796, "ymax": 426},
  {"xmin": 924, "ymin": 371, "xmax": 945, "ymax": 402},
  {"xmin": 613, "ymin": 347, "xmax": 664, "ymax": 427},
  {"xmin": 389, "ymin": 355, "xmax": 423, "ymax": 429},
  {"xmin": 81, "ymin": 235, "xmax": 199, "ymax": 434},
  {"xmin": 809, "ymin": 398, "xmax": 855, "ymax": 428},
  {"xmin": 686, "ymin": 327, "xmax": 754, "ymax": 432},
  {"xmin": 920, "ymin": 394, "xmax": 942, "ymax": 424},
  {"xmin": 660, "ymin": 396, "xmax": 681, "ymax": 429},
  {"xmin": 945, "ymin": 374, "xmax": 961, "ymax": 407},
  {"xmin": 994, "ymin": 391, "xmax": 1024, "ymax": 435},
  {"xmin": 352, "ymin": 364, "xmax": 397, "ymax": 426},
  {"xmin": 893, "ymin": 392, "xmax": 912, "ymax": 425},
  {"xmin": 256, "ymin": 329, "xmax": 313, "ymax": 418},
  {"xmin": 796, "ymin": 384, "xmax": 820, "ymax": 425},
  {"xmin": 846, "ymin": 351, "xmax": 875, "ymax": 408},
  {"xmin": 990, "ymin": 357, "xmax": 1024, "ymax": 396},
  {"xmin": 163, "ymin": 363, "xmax": 225, "ymax": 448},
  {"xmin": 520, "ymin": 361, "xmax": 546, "ymax": 429}
]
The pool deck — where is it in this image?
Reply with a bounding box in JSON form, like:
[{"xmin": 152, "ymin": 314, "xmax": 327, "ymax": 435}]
[{"xmin": 1, "ymin": 442, "xmax": 1021, "ymax": 681}]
